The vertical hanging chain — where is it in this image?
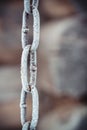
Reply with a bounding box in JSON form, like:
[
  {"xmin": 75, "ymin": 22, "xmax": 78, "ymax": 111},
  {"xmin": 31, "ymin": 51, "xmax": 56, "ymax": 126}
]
[{"xmin": 20, "ymin": 0, "xmax": 40, "ymax": 130}]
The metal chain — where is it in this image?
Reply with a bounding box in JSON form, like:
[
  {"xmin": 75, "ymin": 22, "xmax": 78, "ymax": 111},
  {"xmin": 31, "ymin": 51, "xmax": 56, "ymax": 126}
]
[{"xmin": 20, "ymin": 0, "xmax": 40, "ymax": 130}]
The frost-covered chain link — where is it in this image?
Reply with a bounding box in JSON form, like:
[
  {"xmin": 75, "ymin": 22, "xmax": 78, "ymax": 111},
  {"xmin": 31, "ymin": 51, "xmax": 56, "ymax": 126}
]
[{"xmin": 20, "ymin": 0, "xmax": 40, "ymax": 130}]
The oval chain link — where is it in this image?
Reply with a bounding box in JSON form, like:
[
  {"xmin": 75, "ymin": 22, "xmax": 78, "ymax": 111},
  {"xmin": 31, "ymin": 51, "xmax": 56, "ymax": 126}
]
[{"xmin": 20, "ymin": 0, "xmax": 40, "ymax": 130}]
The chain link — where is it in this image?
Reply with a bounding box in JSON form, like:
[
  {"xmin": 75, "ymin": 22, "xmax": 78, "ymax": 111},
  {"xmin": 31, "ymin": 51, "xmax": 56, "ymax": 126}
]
[
  {"xmin": 24, "ymin": 0, "xmax": 39, "ymax": 14},
  {"xmin": 20, "ymin": 0, "xmax": 40, "ymax": 130}
]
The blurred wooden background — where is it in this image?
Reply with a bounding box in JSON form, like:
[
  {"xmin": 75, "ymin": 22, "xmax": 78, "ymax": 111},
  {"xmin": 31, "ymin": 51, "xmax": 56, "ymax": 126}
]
[{"xmin": 0, "ymin": 0, "xmax": 87, "ymax": 130}]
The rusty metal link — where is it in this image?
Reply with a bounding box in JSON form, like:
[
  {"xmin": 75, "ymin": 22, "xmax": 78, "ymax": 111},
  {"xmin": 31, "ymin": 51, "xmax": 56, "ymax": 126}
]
[
  {"xmin": 20, "ymin": 87, "xmax": 39, "ymax": 130},
  {"xmin": 24, "ymin": 0, "xmax": 39, "ymax": 14},
  {"xmin": 21, "ymin": 45, "xmax": 37, "ymax": 93},
  {"xmin": 21, "ymin": 11, "xmax": 29, "ymax": 49},
  {"xmin": 31, "ymin": 7, "xmax": 40, "ymax": 51},
  {"xmin": 20, "ymin": 0, "xmax": 40, "ymax": 130},
  {"xmin": 22, "ymin": 3, "xmax": 40, "ymax": 50}
]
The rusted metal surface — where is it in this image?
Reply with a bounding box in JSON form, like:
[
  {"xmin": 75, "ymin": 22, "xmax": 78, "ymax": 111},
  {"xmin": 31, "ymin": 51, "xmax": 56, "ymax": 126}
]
[{"xmin": 20, "ymin": 0, "xmax": 40, "ymax": 130}]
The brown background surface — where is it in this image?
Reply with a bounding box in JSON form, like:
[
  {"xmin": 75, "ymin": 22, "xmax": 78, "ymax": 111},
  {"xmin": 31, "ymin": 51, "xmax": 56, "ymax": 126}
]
[{"xmin": 0, "ymin": 1, "xmax": 87, "ymax": 130}]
